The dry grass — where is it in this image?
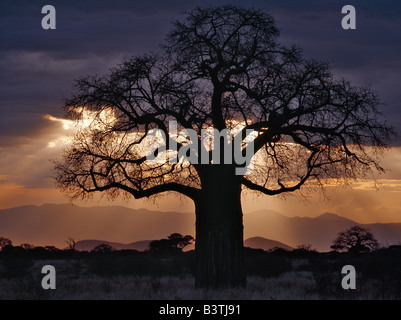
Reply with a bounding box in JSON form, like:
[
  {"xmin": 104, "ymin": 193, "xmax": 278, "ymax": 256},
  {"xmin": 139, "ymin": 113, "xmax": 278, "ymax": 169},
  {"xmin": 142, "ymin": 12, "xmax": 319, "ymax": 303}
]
[
  {"xmin": 0, "ymin": 257, "xmax": 400, "ymax": 300},
  {"xmin": 0, "ymin": 259, "xmax": 316, "ymax": 299},
  {"xmin": 0, "ymin": 271, "xmax": 318, "ymax": 300}
]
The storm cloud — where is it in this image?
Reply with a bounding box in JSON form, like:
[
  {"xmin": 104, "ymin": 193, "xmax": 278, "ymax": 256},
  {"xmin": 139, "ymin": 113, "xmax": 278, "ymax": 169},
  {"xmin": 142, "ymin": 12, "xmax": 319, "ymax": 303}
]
[{"xmin": 1, "ymin": 0, "xmax": 400, "ymax": 192}]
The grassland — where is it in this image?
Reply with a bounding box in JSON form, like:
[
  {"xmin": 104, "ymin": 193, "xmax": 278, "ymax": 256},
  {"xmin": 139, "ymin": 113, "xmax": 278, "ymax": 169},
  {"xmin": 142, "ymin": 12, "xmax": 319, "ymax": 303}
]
[{"xmin": 1, "ymin": 247, "xmax": 401, "ymax": 300}]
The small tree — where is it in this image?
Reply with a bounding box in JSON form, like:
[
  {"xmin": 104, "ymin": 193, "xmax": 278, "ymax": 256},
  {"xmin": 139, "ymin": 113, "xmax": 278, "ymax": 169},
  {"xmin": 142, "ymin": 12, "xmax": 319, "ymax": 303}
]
[
  {"xmin": 0, "ymin": 237, "xmax": 12, "ymax": 250},
  {"xmin": 331, "ymin": 225, "xmax": 378, "ymax": 253},
  {"xmin": 150, "ymin": 233, "xmax": 194, "ymax": 252},
  {"xmin": 45, "ymin": 245, "xmax": 61, "ymax": 252},
  {"xmin": 294, "ymin": 243, "xmax": 317, "ymax": 253},
  {"xmin": 65, "ymin": 236, "xmax": 79, "ymax": 251},
  {"xmin": 149, "ymin": 238, "xmax": 177, "ymax": 253},
  {"xmin": 168, "ymin": 233, "xmax": 194, "ymax": 250},
  {"xmin": 92, "ymin": 243, "xmax": 114, "ymax": 253}
]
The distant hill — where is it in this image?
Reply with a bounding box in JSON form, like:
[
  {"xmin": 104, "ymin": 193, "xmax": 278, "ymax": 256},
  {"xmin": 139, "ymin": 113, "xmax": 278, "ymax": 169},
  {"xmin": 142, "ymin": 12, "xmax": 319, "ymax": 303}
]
[
  {"xmin": 244, "ymin": 237, "xmax": 293, "ymax": 251},
  {"xmin": 75, "ymin": 237, "xmax": 293, "ymax": 252},
  {"xmin": 0, "ymin": 203, "xmax": 195, "ymax": 249},
  {"xmin": 75, "ymin": 239, "xmax": 152, "ymax": 252},
  {"xmin": 244, "ymin": 210, "xmax": 401, "ymax": 251},
  {"xmin": 315, "ymin": 212, "xmax": 354, "ymax": 222},
  {"xmin": 1, "ymin": 203, "xmax": 401, "ymax": 251}
]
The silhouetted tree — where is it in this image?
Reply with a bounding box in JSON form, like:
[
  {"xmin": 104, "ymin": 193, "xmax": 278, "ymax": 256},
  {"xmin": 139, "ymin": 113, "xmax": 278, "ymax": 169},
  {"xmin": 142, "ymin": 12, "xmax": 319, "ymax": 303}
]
[
  {"xmin": 45, "ymin": 245, "xmax": 61, "ymax": 253},
  {"xmin": 168, "ymin": 233, "xmax": 194, "ymax": 249},
  {"xmin": 54, "ymin": 6, "xmax": 394, "ymax": 288},
  {"xmin": 92, "ymin": 243, "xmax": 114, "ymax": 253},
  {"xmin": 65, "ymin": 236, "xmax": 79, "ymax": 252},
  {"xmin": 149, "ymin": 238, "xmax": 176, "ymax": 252},
  {"xmin": 331, "ymin": 225, "xmax": 379, "ymax": 253},
  {"xmin": 293, "ymin": 243, "xmax": 317, "ymax": 254},
  {"xmin": 149, "ymin": 233, "xmax": 194, "ymax": 253},
  {"xmin": 0, "ymin": 237, "xmax": 12, "ymax": 250}
]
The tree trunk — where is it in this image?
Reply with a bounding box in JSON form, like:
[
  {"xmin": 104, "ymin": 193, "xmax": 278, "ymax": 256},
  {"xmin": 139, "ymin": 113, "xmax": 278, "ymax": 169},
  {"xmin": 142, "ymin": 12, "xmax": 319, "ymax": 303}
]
[{"xmin": 194, "ymin": 166, "xmax": 245, "ymax": 288}]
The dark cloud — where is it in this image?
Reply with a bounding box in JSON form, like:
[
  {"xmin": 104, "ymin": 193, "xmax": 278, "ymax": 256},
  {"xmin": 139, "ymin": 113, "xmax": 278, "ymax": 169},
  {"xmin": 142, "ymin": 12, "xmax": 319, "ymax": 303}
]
[{"xmin": 1, "ymin": 0, "xmax": 400, "ymax": 153}]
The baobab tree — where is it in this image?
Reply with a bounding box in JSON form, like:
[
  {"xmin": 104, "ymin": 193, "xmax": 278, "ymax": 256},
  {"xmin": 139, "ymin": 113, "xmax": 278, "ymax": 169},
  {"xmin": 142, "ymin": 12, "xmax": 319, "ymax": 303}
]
[
  {"xmin": 331, "ymin": 225, "xmax": 379, "ymax": 253},
  {"xmin": 54, "ymin": 6, "xmax": 394, "ymax": 288}
]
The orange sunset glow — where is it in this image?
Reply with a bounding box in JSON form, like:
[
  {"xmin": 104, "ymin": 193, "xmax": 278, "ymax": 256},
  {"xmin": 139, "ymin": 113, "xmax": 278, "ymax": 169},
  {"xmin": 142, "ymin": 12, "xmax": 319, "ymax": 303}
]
[{"xmin": 1, "ymin": 111, "xmax": 401, "ymax": 227}]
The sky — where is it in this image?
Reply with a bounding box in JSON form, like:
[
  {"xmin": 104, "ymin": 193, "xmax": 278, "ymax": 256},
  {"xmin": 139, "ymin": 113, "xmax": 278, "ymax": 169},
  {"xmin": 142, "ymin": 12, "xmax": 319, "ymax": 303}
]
[{"xmin": 1, "ymin": 0, "xmax": 401, "ymax": 223}]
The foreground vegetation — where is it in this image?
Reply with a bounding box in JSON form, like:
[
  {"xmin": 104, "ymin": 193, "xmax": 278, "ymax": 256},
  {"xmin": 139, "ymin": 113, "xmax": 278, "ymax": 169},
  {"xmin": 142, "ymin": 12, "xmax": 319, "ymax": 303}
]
[{"xmin": 1, "ymin": 245, "xmax": 401, "ymax": 300}]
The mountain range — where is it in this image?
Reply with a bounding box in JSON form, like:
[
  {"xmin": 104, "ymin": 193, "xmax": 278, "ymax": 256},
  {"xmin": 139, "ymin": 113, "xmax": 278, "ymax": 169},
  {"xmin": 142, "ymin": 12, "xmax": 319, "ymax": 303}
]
[
  {"xmin": 75, "ymin": 239, "xmax": 153, "ymax": 252},
  {"xmin": 244, "ymin": 210, "xmax": 401, "ymax": 251},
  {"xmin": 74, "ymin": 236, "xmax": 293, "ymax": 252},
  {"xmin": 1, "ymin": 203, "xmax": 401, "ymax": 251}
]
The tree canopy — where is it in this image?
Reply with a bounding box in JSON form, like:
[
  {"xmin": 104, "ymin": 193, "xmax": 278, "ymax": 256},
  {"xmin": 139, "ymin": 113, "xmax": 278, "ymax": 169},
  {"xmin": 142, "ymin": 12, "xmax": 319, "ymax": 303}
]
[
  {"xmin": 0, "ymin": 237, "xmax": 12, "ymax": 250},
  {"xmin": 54, "ymin": 5, "xmax": 393, "ymax": 203},
  {"xmin": 149, "ymin": 233, "xmax": 194, "ymax": 252},
  {"xmin": 331, "ymin": 225, "xmax": 379, "ymax": 253}
]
